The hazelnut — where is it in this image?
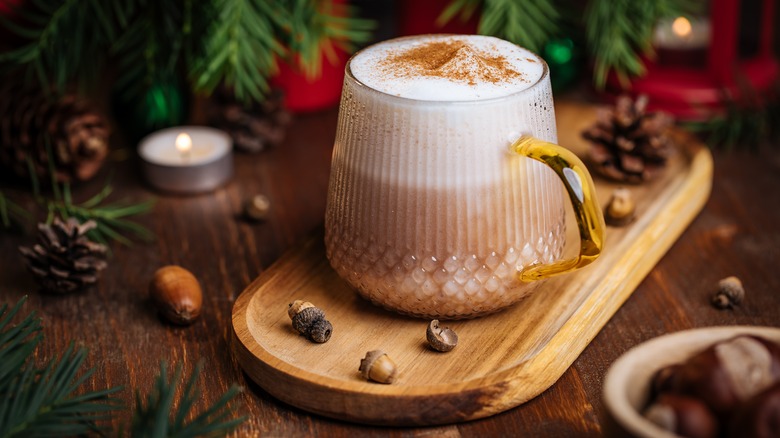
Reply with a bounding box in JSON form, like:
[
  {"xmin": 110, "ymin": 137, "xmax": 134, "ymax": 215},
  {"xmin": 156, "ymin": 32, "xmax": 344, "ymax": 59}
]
[
  {"xmin": 643, "ymin": 394, "xmax": 718, "ymax": 438},
  {"xmin": 287, "ymin": 300, "xmax": 332, "ymax": 343},
  {"xmin": 604, "ymin": 187, "xmax": 635, "ymax": 226},
  {"xmin": 711, "ymin": 276, "xmax": 744, "ymax": 309},
  {"xmin": 426, "ymin": 320, "xmax": 458, "ymax": 352},
  {"xmin": 244, "ymin": 194, "xmax": 271, "ymax": 221},
  {"xmin": 659, "ymin": 335, "xmax": 780, "ymax": 415},
  {"xmin": 359, "ymin": 350, "xmax": 397, "ymax": 384},
  {"xmin": 651, "ymin": 364, "xmax": 683, "ymax": 396},
  {"xmin": 728, "ymin": 381, "xmax": 780, "ymax": 438},
  {"xmin": 150, "ymin": 265, "xmax": 202, "ymax": 325}
]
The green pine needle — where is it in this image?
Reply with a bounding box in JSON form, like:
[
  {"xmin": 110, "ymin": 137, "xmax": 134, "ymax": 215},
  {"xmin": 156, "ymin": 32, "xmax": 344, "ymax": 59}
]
[
  {"xmin": 46, "ymin": 183, "xmax": 156, "ymax": 246},
  {"xmin": 0, "ymin": 192, "xmax": 32, "ymax": 230},
  {"xmin": 191, "ymin": 0, "xmax": 286, "ymax": 103},
  {"xmin": 282, "ymin": 0, "xmax": 375, "ymax": 79},
  {"xmin": 586, "ymin": 0, "xmax": 699, "ymax": 89},
  {"xmin": 0, "ymin": 0, "xmax": 128, "ymax": 92},
  {"xmin": 439, "ymin": 0, "xmax": 558, "ymax": 54},
  {"xmin": 0, "ymin": 297, "xmax": 123, "ymax": 437},
  {"xmin": 131, "ymin": 362, "xmax": 245, "ymax": 438},
  {"xmin": 684, "ymin": 84, "xmax": 780, "ymax": 150},
  {"xmin": 0, "ymin": 297, "xmax": 42, "ymax": 387},
  {"xmin": 1, "ymin": 295, "xmax": 247, "ymax": 437}
]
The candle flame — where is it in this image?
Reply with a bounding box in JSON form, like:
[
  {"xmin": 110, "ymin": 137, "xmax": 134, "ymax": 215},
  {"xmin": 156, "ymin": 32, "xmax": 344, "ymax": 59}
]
[
  {"xmin": 672, "ymin": 16, "xmax": 692, "ymax": 38},
  {"xmin": 175, "ymin": 133, "xmax": 192, "ymax": 155}
]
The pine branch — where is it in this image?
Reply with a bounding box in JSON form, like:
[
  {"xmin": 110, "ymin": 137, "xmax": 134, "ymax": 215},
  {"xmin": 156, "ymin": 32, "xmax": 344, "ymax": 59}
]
[
  {"xmin": 685, "ymin": 82, "xmax": 780, "ymax": 150},
  {"xmin": 191, "ymin": 0, "xmax": 286, "ymax": 103},
  {"xmin": 111, "ymin": 1, "xmax": 184, "ymax": 99},
  {"xmin": 439, "ymin": 0, "xmax": 558, "ymax": 53},
  {"xmin": 131, "ymin": 362, "xmax": 245, "ymax": 438},
  {"xmin": 282, "ymin": 0, "xmax": 375, "ymax": 79},
  {"xmin": 45, "ymin": 183, "xmax": 155, "ymax": 246},
  {"xmin": 0, "ymin": 0, "xmax": 127, "ymax": 92},
  {"xmin": 586, "ymin": 0, "xmax": 699, "ymax": 89},
  {"xmin": 0, "ymin": 297, "xmax": 123, "ymax": 437},
  {"xmin": 0, "ymin": 191, "xmax": 32, "ymax": 230},
  {"xmin": 0, "ymin": 297, "xmax": 41, "ymax": 389}
]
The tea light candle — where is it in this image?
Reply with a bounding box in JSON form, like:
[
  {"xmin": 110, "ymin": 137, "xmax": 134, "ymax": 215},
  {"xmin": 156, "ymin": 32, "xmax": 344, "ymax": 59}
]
[
  {"xmin": 139, "ymin": 126, "xmax": 233, "ymax": 194},
  {"xmin": 653, "ymin": 16, "xmax": 711, "ymax": 50}
]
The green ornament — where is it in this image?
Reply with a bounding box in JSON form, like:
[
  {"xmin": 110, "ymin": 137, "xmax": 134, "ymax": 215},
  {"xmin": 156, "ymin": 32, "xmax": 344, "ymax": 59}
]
[
  {"xmin": 113, "ymin": 80, "xmax": 188, "ymax": 142},
  {"xmin": 142, "ymin": 82, "xmax": 185, "ymax": 129},
  {"xmin": 543, "ymin": 38, "xmax": 580, "ymax": 92}
]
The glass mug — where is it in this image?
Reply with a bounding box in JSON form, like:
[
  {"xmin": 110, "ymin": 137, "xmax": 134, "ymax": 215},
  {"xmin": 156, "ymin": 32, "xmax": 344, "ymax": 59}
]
[{"xmin": 325, "ymin": 35, "xmax": 605, "ymax": 319}]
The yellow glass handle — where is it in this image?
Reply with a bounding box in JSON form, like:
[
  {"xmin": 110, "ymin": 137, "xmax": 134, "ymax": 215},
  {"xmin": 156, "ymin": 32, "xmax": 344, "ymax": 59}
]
[{"xmin": 511, "ymin": 135, "xmax": 606, "ymax": 282}]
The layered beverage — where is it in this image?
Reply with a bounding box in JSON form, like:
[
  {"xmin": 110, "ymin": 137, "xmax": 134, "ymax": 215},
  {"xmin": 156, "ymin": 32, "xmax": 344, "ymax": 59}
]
[{"xmin": 325, "ymin": 35, "xmax": 566, "ymax": 318}]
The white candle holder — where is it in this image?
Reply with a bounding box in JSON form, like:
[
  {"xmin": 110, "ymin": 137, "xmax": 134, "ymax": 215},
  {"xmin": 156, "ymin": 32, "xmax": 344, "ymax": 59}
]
[{"xmin": 139, "ymin": 126, "xmax": 233, "ymax": 194}]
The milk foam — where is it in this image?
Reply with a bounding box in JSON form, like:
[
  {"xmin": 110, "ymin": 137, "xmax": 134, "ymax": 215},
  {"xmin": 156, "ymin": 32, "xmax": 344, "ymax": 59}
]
[{"xmin": 349, "ymin": 35, "xmax": 545, "ymax": 101}]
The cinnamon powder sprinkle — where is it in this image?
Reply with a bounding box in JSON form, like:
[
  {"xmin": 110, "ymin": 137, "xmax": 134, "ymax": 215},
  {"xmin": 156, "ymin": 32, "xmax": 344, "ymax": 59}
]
[{"xmin": 380, "ymin": 39, "xmax": 525, "ymax": 86}]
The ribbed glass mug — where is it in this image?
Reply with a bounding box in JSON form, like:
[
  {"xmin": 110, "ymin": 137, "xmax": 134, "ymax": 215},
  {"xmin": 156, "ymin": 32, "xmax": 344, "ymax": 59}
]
[{"xmin": 325, "ymin": 36, "xmax": 605, "ymax": 319}]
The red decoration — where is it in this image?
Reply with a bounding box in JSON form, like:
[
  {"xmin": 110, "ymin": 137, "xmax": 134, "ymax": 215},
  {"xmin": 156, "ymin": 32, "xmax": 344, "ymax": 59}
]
[
  {"xmin": 612, "ymin": 0, "xmax": 779, "ymax": 121},
  {"xmin": 397, "ymin": 0, "xmax": 478, "ymax": 36},
  {"xmin": 271, "ymin": 48, "xmax": 349, "ymax": 113}
]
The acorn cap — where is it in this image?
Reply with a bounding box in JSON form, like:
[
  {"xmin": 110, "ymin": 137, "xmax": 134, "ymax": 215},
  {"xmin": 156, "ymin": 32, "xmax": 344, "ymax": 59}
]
[
  {"xmin": 426, "ymin": 320, "xmax": 458, "ymax": 352},
  {"xmin": 288, "ymin": 300, "xmax": 315, "ymax": 320},
  {"xmin": 291, "ymin": 306, "xmax": 325, "ymax": 335}
]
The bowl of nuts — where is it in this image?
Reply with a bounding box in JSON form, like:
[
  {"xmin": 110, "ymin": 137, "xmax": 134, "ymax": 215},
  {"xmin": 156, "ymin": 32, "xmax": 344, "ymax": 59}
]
[{"xmin": 603, "ymin": 326, "xmax": 780, "ymax": 438}]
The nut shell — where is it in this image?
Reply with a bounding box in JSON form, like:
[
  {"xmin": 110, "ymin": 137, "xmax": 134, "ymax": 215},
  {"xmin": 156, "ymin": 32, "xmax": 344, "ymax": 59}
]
[
  {"xmin": 244, "ymin": 194, "xmax": 271, "ymax": 221},
  {"xmin": 711, "ymin": 276, "xmax": 744, "ymax": 309},
  {"xmin": 604, "ymin": 187, "xmax": 636, "ymax": 226},
  {"xmin": 359, "ymin": 350, "xmax": 397, "ymax": 384},
  {"xmin": 426, "ymin": 320, "xmax": 458, "ymax": 352},
  {"xmin": 150, "ymin": 265, "xmax": 203, "ymax": 325}
]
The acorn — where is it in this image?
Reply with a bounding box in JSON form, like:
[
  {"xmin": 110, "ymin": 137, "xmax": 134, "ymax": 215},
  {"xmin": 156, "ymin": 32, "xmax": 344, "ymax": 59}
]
[
  {"xmin": 604, "ymin": 187, "xmax": 636, "ymax": 226},
  {"xmin": 287, "ymin": 300, "xmax": 332, "ymax": 343},
  {"xmin": 150, "ymin": 265, "xmax": 203, "ymax": 325},
  {"xmin": 711, "ymin": 276, "xmax": 745, "ymax": 310},
  {"xmin": 426, "ymin": 320, "xmax": 458, "ymax": 352},
  {"xmin": 359, "ymin": 350, "xmax": 397, "ymax": 384}
]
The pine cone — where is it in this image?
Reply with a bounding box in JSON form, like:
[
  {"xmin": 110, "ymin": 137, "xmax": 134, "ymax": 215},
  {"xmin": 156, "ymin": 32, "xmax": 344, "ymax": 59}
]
[
  {"xmin": 206, "ymin": 88, "xmax": 291, "ymax": 153},
  {"xmin": 582, "ymin": 95, "xmax": 674, "ymax": 183},
  {"xmin": 0, "ymin": 86, "xmax": 110, "ymax": 183},
  {"xmin": 19, "ymin": 217, "xmax": 108, "ymax": 294}
]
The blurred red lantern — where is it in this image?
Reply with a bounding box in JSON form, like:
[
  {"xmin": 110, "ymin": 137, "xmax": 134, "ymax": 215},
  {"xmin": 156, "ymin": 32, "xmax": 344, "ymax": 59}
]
[{"xmin": 615, "ymin": 0, "xmax": 779, "ymax": 120}]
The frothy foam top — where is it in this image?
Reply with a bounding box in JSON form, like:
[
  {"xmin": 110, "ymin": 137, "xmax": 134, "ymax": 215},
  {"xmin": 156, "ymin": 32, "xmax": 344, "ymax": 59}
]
[{"xmin": 349, "ymin": 35, "xmax": 545, "ymax": 101}]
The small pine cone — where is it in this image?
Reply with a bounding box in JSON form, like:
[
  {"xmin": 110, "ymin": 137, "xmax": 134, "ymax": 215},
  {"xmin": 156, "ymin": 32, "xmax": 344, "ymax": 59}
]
[
  {"xmin": 206, "ymin": 88, "xmax": 292, "ymax": 153},
  {"xmin": 582, "ymin": 95, "xmax": 674, "ymax": 183},
  {"xmin": 19, "ymin": 217, "xmax": 108, "ymax": 294},
  {"xmin": 0, "ymin": 85, "xmax": 110, "ymax": 183}
]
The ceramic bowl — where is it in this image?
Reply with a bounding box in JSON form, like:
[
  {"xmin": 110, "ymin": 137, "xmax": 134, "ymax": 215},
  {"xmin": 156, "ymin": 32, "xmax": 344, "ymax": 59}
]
[{"xmin": 602, "ymin": 325, "xmax": 780, "ymax": 438}]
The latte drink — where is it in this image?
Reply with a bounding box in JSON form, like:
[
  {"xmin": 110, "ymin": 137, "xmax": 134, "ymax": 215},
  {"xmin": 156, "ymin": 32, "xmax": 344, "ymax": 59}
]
[{"xmin": 325, "ymin": 35, "xmax": 567, "ymax": 318}]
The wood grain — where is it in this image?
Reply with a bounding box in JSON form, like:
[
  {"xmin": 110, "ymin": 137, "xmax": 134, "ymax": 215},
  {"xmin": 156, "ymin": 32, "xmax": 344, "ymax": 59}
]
[
  {"xmin": 1, "ymin": 100, "xmax": 778, "ymax": 437},
  {"xmin": 231, "ymin": 104, "xmax": 712, "ymax": 426}
]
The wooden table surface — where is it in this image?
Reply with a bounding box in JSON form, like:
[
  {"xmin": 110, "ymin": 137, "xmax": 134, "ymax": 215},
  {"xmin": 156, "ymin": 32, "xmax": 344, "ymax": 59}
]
[{"xmin": 1, "ymin": 100, "xmax": 779, "ymax": 437}]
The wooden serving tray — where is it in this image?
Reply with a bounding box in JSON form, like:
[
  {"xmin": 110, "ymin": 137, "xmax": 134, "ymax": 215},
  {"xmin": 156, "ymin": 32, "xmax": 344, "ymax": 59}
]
[{"xmin": 231, "ymin": 103, "xmax": 713, "ymax": 426}]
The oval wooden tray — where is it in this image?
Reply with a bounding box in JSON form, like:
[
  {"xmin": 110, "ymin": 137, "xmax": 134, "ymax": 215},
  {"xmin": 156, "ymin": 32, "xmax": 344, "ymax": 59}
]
[{"xmin": 231, "ymin": 104, "xmax": 713, "ymax": 426}]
